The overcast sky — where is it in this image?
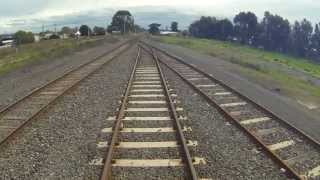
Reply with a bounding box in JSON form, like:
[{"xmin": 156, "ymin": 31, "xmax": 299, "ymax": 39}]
[{"xmin": 0, "ymin": 0, "xmax": 319, "ymax": 33}]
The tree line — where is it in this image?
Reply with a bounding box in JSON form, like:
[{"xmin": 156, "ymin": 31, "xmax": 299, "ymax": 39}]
[
  {"xmin": 4, "ymin": 10, "xmax": 142, "ymax": 45},
  {"xmin": 189, "ymin": 11, "xmax": 320, "ymax": 62}
]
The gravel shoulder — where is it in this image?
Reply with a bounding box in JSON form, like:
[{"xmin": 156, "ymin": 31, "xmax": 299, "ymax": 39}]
[
  {"xmin": 0, "ymin": 36, "xmax": 128, "ymax": 109},
  {"xmin": 160, "ymin": 62, "xmax": 288, "ymax": 179},
  {"xmin": 0, "ymin": 44, "xmax": 137, "ymax": 179},
  {"xmin": 150, "ymin": 40, "xmax": 320, "ymax": 143}
]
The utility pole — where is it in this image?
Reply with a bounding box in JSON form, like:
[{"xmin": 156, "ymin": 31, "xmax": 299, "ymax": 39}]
[
  {"xmin": 123, "ymin": 16, "xmax": 127, "ymax": 35},
  {"xmin": 88, "ymin": 26, "xmax": 90, "ymax": 38},
  {"xmin": 123, "ymin": 18, "xmax": 125, "ymax": 34}
]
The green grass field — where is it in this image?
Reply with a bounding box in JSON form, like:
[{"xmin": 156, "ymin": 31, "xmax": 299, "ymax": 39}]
[
  {"xmin": 156, "ymin": 36, "xmax": 320, "ymax": 108},
  {"xmin": 0, "ymin": 37, "xmax": 107, "ymax": 75},
  {"xmin": 158, "ymin": 36, "xmax": 320, "ymax": 78}
]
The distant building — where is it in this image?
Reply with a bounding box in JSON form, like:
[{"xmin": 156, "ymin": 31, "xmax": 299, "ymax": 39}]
[
  {"xmin": 74, "ymin": 31, "xmax": 81, "ymax": 38},
  {"xmin": 111, "ymin": 30, "xmax": 121, "ymax": 34},
  {"xmin": 0, "ymin": 34, "xmax": 15, "ymax": 47},
  {"xmin": 34, "ymin": 34, "xmax": 41, "ymax": 42},
  {"xmin": 60, "ymin": 33, "xmax": 69, "ymax": 39},
  {"xmin": 160, "ymin": 31, "xmax": 178, "ymax": 36},
  {"xmin": 43, "ymin": 33, "xmax": 53, "ymax": 40}
]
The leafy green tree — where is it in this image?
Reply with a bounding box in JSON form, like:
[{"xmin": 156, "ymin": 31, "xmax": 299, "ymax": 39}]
[
  {"xmin": 134, "ymin": 25, "xmax": 145, "ymax": 33},
  {"xmin": 312, "ymin": 24, "xmax": 320, "ymax": 51},
  {"xmin": 187, "ymin": 11, "xmax": 320, "ymax": 61},
  {"xmin": 217, "ymin": 19, "xmax": 233, "ymax": 40},
  {"xmin": 234, "ymin": 12, "xmax": 258, "ymax": 44},
  {"xmin": 291, "ymin": 19, "xmax": 313, "ymax": 56},
  {"xmin": 189, "ymin": 16, "xmax": 217, "ymax": 38},
  {"xmin": 309, "ymin": 24, "xmax": 320, "ymax": 60},
  {"xmin": 14, "ymin": 31, "xmax": 35, "ymax": 44},
  {"xmin": 49, "ymin": 34, "xmax": 60, "ymax": 39},
  {"xmin": 148, "ymin": 23, "xmax": 161, "ymax": 35},
  {"xmin": 93, "ymin": 26, "xmax": 106, "ymax": 35},
  {"xmin": 79, "ymin": 25, "xmax": 92, "ymax": 36},
  {"xmin": 60, "ymin": 26, "xmax": 73, "ymax": 35},
  {"xmin": 189, "ymin": 17, "xmax": 233, "ymax": 40},
  {"xmin": 171, "ymin": 21, "xmax": 178, "ymax": 32},
  {"xmin": 259, "ymin": 12, "xmax": 291, "ymax": 52},
  {"xmin": 110, "ymin": 10, "xmax": 134, "ymax": 34},
  {"xmin": 106, "ymin": 25, "xmax": 115, "ymax": 33}
]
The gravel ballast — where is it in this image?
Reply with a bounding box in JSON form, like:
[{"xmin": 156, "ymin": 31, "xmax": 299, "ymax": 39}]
[
  {"xmin": 160, "ymin": 61, "xmax": 289, "ymax": 179},
  {"xmin": 150, "ymin": 40, "xmax": 320, "ymax": 144},
  {"xmin": 109, "ymin": 50, "xmax": 187, "ymax": 179},
  {"xmin": 0, "ymin": 44, "xmax": 137, "ymax": 179},
  {"xmin": 0, "ymin": 36, "xmax": 127, "ymax": 110}
]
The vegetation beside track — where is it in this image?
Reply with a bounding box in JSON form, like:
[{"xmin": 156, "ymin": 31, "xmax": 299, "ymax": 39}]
[
  {"xmin": 156, "ymin": 36, "xmax": 320, "ymax": 109},
  {"xmin": 0, "ymin": 36, "xmax": 115, "ymax": 75}
]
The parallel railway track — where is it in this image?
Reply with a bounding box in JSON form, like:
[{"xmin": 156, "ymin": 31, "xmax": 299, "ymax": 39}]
[
  {"xmin": 0, "ymin": 39, "xmax": 134, "ymax": 147},
  {"xmin": 1, "ymin": 38, "xmax": 319, "ymax": 179},
  {"xmin": 91, "ymin": 46, "xmax": 209, "ymax": 179},
  {"xmin": 140, "ymin": 42, "xmax": 320, "ymax": 180}
]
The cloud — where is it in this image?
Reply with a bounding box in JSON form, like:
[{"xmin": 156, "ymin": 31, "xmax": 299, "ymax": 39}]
[{"xmin": 0, "ymin": 1, "xmax": 319, "ymax": 33}]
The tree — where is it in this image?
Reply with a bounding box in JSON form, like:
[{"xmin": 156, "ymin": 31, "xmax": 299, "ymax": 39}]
[
  {"xmin": 189, "ymin": 16, "xmax": 218, "ymax": 39},
  {"xmin": 291, "ymin": 19, "xmax": 313, "ymax": 56},
  {"xmin": 134, "ymin": 25, "xmax": 145, "ymax": 33},
  {"xmin": 217, "ymin": 19, "xmax": 233, "ymax": 40},
  {"xmin": 14, "ymin": 31, "xmax": 34, "ymax": 44},
  {"xmin": 79, "ymin": 25, "xmax": 92, "ymax": 36},
  {"xmin": 309, "ymin": 24, "xmax": 320, "ymax": 60},
  {"xmin": 189, "ymin": 17, "xmax": 233, "ymax": 41},
  {"xmin": 49, "ymin": 34, "xmax": 60, "ymax": 39},
  {"xmin": 106, "ymin": 25, "xmax": 114, "ymax": 34},
  {"xmin": 234, "ymin": 12, "xmax": 258, "ymax": 44},
  {"xmin": 259, "ymin": 12, "xmax": 291, "ymax": 52},
  {"xmin": 93, "ymin": 26, "xmax": 106, "ymax": 35},
  {"xmin": 171, "ymin": 21, "xmax": 178, "ymax": 32},
  {"xmin": 148, "ymin": 23, "xmax": 161, "ymax": 35},
  {"xmin": 110, "ymin": 10, "xmax": 134, "ymax": 34},
  {"xmin": 60, "ymin": 26, "xmax": 73, "ymax": 35}
]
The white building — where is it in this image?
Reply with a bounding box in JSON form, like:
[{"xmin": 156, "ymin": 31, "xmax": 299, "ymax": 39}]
[{"xmin": 0, "ymin": 34, "xmax": 15, "ymax": 47}]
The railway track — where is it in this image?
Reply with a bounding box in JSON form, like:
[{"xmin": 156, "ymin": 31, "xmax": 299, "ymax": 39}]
[
  {"xmin": 90, "ymin": 46, "xmax": 209, "ymax": 179},
  {"xmin": 140, "ymin": 42, "xmax": 320, "ymax": 180},
  {"xmin": 0, "ymin": 40, "xmax": 133, "ymax": 147}
]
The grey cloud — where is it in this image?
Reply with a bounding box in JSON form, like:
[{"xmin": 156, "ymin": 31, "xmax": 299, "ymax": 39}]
[
  {"xmin": 1, "ymin": 2, "xmax": 319, "ymax": 33},
  {"xmin": 0, "ymin": 0, "xmax": 49, "ymax": 17}
]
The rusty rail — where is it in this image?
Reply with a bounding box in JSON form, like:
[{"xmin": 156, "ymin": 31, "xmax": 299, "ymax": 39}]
[
  {"xmin": 100, "ymin": 46, "xmax": 141, "ymax": 180},
  {"xmin": 139, "ymin": 42, "xmax": 306, "ymax": 179},
  {"xmin": 0, "ymin": 39, "xmax": 134, "ymax": 147},
  {"xmin": 141, "ymin": 41, "xmax": 320, "ymax": 148},
  {"xmin": 151, "ymin": 48, "xmax": 198, "ymax": 180}
]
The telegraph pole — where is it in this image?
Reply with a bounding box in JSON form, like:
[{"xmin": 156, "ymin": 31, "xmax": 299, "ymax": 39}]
[
  {"xmin": 123, "ymin": 16, "xmax": 127, "ymax": 34},
  {"xmin": 123, "ymin": 18, "xmax": 125, "ymax": 34},
  {"xmin": 88, "ymin": 26, "xmax": 90, "ymax": 38}
]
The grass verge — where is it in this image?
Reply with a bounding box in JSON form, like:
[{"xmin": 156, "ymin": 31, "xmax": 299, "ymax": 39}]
[
  {"xmin": 157, "ymin": 36, "xmax": 320, "ymax": 78},
  {"xmin": 155, "ymin": 36, "xmax": 320, "ymax": 108},
  {"xmin": 0, "ymin": 36, "xmax": 112, "ymax": 75}
]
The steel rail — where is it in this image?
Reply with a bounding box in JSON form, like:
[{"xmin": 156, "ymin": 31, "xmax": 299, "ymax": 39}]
[
  {"xmin": 0, "ymin": 39, "xmax": 134, "ymax": 114},
  {"xmin": 0, "ymin": 39, "xmax": 135, "ymax": 147},
  {"xmin": 139, "ymin": 42, "xmax": 303, "ymax": 179},
  {"xmin": 141, "ymin": 41, "xmax": 320, "ymax": 149},
  {"xmin": 150, "ymin": 47, "xmax": 198, "ymax": 180},
  {"xmin": 100, "ymin": 46, "xmax": 141, "ymax": 180}
]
